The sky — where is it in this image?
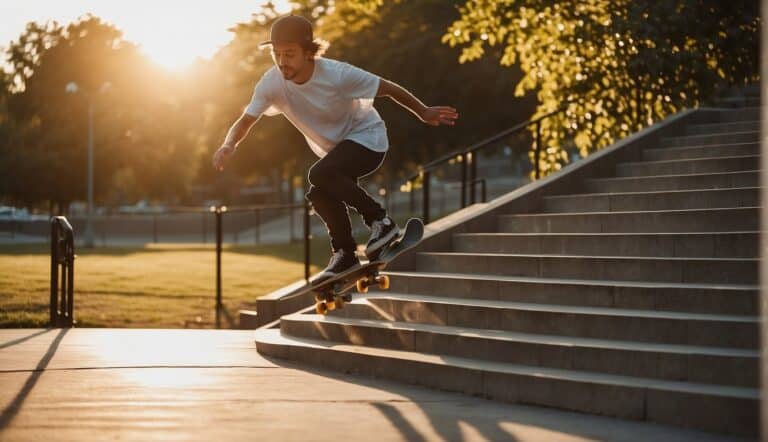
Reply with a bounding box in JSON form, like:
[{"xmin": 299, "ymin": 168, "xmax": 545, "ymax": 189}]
[{"xmin": 0, "ymin": 0, "xmax": 290, "ymax": 71}]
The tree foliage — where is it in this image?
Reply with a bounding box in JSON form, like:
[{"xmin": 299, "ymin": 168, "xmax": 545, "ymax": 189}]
[
  {"xmin": 354, "ymin": 0, "xmax": 760, "ymax": 177},
  {"xmin": 2, "ymin": 16, "xmax": 200, "ymax": 209},
  {"xmin": 443, "ymin": 0, "xmax": 760, "ymax": 176}
]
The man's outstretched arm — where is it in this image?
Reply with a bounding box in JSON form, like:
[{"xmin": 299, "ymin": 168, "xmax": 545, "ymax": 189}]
[
  {"xmin": 212, "ymin": 112, "xmax": 259, "ymax": 171},
  {"xmin": 377, "ymin": 79, "xmax": 458, "ymax": 126}
]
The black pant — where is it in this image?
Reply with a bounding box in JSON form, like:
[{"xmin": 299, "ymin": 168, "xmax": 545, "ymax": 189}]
[{"xmin": 305, "ymin": 140, "xmax": 387, "ymax": 253}]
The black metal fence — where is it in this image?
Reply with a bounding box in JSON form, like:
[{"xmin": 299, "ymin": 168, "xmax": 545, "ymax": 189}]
[{"xmin": 50, "ymin": 216, "xmax": 75, "ymax": 327}]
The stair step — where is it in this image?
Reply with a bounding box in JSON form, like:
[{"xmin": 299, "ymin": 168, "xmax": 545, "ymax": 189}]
[
  {"xmin": 714, "ymin": 96, "xmax": 762, "ymax": 108},
  {"xmin": 385, "ymin": 271, "xmax": 758, "ymax": 315},
  {"xmin": 661, "ymin": 131, "xmax": 758, "ymax": 148},
  {"xmin": 282, "ymin": 313, "xmax": 758, "ymax": 387},
  {"xmin": 329, "ymin": 293, "xmax": 758, "ymax": 349},
  {"xmin": 713, "ymin": 107, "xmax": 760, "ymax": 123},
  {"xmin": 255, "ymin": 329, "xmax": 758, "ymax": 436},
  {"xmin": 643, "ymin": 142, "xmax": 758, "ymax": 161},
  {"xmin": 416, "ymin": 252, "xmax": 757, "ymax": 284},
  {"xmin": 452, "ymin": 232, "xmax": 758, "ymax": 258},
  {"xmin": 685, "ymin": 121, "xmax": 760, "ymax": 135},
  {"xmin": 499, "ymin": 207, "xmax": 759, "ymax": 233},
  {"xmin": 542, "ymin": 187, "xmax": 758, "ymax": 213},
  {"xmin": 616, "ymin": 155, "xmax": 759, "ymax": 177},
  {"xmin": 584, "ymin": 171, "xmax": 759, "ymax": 193}
]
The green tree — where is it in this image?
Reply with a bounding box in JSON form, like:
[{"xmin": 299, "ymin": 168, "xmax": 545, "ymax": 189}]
[
  {"xmin": 353, "ymin": 0, "xmax": 760, "ymax": 177},
  {"xmin": 3, "ymin": 16, "xmax": 200, "ymax": 210}
]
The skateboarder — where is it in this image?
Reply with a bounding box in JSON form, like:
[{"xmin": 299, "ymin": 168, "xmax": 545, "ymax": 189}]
[{"xmin": 212, "ymin": 14, "xmax": 458, "ymax": 280}]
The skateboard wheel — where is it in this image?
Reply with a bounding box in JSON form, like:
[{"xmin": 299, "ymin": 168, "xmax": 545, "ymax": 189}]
[
  {"xmin": 356, "ymin": 278, "xmax": 369, "ymax": 293},
  {"xmin": 378, "ymin": 275, "xmax": 390, "ymax": 290},
  {"xmin": 316, "ymin": 302, "xmax": 328, "ymax": 315}
]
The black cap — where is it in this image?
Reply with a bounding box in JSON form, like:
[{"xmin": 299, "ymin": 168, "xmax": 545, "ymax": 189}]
[{"xmin": 259, "ymin": 15, "xmax": 313, "ymax": 48}]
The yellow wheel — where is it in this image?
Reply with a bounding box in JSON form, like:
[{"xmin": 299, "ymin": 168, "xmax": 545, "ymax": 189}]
[
  {"xmin": 316, "ymin": 302, "xmax": 328, "ymax": 315},
  {"xmin": 356, "ymin": 278, "xmax": 369, "ymax": 293},
  {"xmin": 326, "ymin": 300, "xmax": 337, "ymax": 311},
  {"xmin": 378, "ymin": 275, "xmax": 390, "ymax": 290}
]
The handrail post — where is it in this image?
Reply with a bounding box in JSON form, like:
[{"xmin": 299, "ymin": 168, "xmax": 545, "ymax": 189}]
[
  {"xmin": 534, "ymin": 120, "xmax": 542, "ymax": 180},
  {"xmin": 304, "ymin": 200, "xmax": 310, "ymax": 283},
  {"xmin": 422, "ymin": 171, "xmax": 431, "ymax": 224},
  {"xmin": 469, "ymin": 151, "xmax": 477, "ymax": 205},
  {"xmin": 460, "ymin": 153, "xmax": 467, "ymax": 208}
]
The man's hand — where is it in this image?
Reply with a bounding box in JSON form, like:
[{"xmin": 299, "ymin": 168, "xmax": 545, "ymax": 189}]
[
  {"xmin": 419, "ymin": 106, "xmax": 459, "ymax": 126},
  {"xmin": 212, "ymin": 145, "xmax": 235, "ymax": 171}
]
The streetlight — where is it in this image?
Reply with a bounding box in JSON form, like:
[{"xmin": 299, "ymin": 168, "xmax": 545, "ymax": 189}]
[{"xmin": 65, "ymin": 81, "xmax": 111, "ymax": 247}]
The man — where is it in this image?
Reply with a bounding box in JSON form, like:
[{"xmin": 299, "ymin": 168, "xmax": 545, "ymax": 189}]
[{"xmin": 212, "ymin": 15, "xmax": 458, "ymax": 281}]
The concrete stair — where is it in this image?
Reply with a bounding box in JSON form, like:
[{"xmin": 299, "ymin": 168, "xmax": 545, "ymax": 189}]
[
  {"xmin": 584, "ymin": 171, "xmax": 759, "ymax": 193},
  {"xmin": 256, "ymin": 103, "xmax": 761, "ymax": 436}
]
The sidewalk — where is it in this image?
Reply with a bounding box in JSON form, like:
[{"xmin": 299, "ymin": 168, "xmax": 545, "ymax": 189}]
[{"xmin": 0, "ymin": 329, "xmax": 743, "ymax": 441}]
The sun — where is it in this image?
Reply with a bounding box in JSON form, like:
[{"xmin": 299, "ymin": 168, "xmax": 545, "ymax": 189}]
[{"xmin": 122, "ymin": 18, "xmax": 227, "ymax": 72}]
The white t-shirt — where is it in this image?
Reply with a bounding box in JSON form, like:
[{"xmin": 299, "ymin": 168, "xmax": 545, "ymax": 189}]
[{"xmin": 245, "ymin": 57, "xmax": 388, "ymax": 158}]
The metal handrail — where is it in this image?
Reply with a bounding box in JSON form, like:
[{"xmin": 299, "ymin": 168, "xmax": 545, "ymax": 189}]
[
  {"xmin": 404, "ymin": 106, "xmax": 568, "ymax": 223},
  {"xmin": 50, "ymin": 216, "xmax": 75, "ymax": 327},
  {"xmin": 407, "ymin": 107, "xmax": 565, "ymax": 182}
]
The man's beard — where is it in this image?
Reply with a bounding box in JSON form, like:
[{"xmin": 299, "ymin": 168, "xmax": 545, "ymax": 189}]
[{"xmin": 280, "ymin": 68, "xmax": 295, "ymax": 80}]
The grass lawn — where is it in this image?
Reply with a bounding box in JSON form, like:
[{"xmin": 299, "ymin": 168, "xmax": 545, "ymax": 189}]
[{"xmin": 0, "ymin": 240, "xmax": 332, "ymax": 329}]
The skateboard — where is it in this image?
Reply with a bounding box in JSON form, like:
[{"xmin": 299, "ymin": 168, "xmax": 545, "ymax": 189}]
[{"xmin": 310, "ymin": 218, "xmax": 424, "ymax": 315}]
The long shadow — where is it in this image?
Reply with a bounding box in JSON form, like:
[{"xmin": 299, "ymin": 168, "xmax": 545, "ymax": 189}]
[
  {"xmin": 0, "ymin": 330, "xmax": 52, "ymax": 350},
  {"xmin": 0, "ymin": 328, "xmax": 69, "ymax": 430},
  {"xmin": 257, "ymin": 350, "xmax": 713, "ymax": 441},
  {"xmin": 370, "ymin": 402, "xmax": 428, "ymax": 442},
  {"xmin": 259, "ymin": 354, "xmax": 518, "ymax": 442}
]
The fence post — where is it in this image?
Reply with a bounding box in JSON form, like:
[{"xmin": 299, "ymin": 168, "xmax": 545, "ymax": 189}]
[
  {"xmin": 215, "ymin": 206, "xmax": 224, "ymax": 329},
  {"xmin": 254, "ymin": 208, "xmax": 261, "ymax": 244},
  {"xmin": 409, "ymin": 186, "xmax": 415, "ymax": 215},
  {"xmin": 202, "ymin": 211, "xmax": 207, "ymax": 244}
]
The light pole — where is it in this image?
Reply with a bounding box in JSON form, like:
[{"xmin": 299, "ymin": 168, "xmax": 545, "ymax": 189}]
[{"xmin": 65, "ymin": 81, "xmax": 110, "ymax": 247}]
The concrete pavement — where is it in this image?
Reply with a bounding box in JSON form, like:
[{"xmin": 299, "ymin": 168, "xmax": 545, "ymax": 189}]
[{"xmin": 0, "ymin": 329, "xmax": 747, "ymax": 441}]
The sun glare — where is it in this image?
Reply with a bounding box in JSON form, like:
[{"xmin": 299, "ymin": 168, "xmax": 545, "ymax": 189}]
[{"xmin": 1, "ymin": 0, "xmax": 291, "ymax": 72}]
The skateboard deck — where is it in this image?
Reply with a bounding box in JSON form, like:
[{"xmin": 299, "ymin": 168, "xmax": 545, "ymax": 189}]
[{"xmin": 310, "ymin": 218, "xmax": 424, "ymax": 315}]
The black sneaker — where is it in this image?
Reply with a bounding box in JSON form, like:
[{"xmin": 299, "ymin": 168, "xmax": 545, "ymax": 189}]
[
  {"xmin": 311, "ymin": 249, "xmax": 360, "ymax": 284},
  {"xmin": 365, "ymin": 216, "xmax": 399, "ymax": 260}
]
